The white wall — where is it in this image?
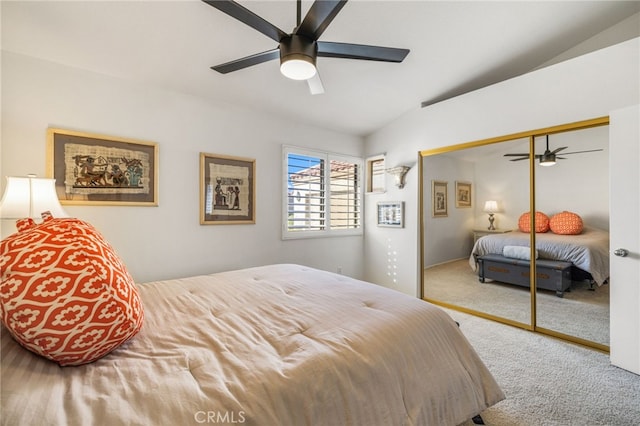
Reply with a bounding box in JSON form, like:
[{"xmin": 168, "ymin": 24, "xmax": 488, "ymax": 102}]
[
  {"xmin": 422, "ymin": 156, "xmax": 475, "ymax": 266},
  {"xmin": 364, "ymin": 37, "xmax": 639, "ymax": 297},
  {"xmin": 532, "ymin": 127, "xmax": 610, "ymax": 230},
  {"xmin": 474, "ymin": 127, "xmax": 609, "ymax": 231},
  {"xmin": 1, "ymin": 52, "xmax": 365, "ymax": 283}
]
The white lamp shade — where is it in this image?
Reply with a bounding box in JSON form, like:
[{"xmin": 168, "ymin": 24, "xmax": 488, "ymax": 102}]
[
  {"xmin": 483, "ymin": 200, "xmax": 499, "ymax": 213},
  {"xmin": 0, "ymin": 176, "xmax": 68, "ymax": 219}
]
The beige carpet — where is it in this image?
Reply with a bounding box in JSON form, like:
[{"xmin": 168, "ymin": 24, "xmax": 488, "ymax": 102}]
[
  {"xmin": 452, "ymin": 308, "xmax": 639, "ymax": 426},
  {"xmin": 424, "ymin": 258, "xmax": 609, "ymax": 346}
]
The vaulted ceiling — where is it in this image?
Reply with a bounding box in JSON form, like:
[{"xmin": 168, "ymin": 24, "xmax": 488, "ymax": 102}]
[{"xmin": 3, "ymin": 1, "xmax": 639, "ymax": 136}]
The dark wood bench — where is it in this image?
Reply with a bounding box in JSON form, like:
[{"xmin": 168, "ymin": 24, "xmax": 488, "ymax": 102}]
[{"xmin": 477, "ymin": 253, "xmax": 572, "ymax": 297}]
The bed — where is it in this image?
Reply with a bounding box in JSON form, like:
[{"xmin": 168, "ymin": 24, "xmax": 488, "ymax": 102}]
[
  {"xmin": 1, "ymin": 264, "xmax": 504, "ymax": 426},
  {"xmin": 468, "ymin": 227, "xmax": 610, "ymax": 286}
]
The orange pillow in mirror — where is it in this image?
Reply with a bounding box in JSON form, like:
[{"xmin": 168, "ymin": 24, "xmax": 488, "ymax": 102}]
[
  {"xmin": 550, "ymin": 211, "xmax": 584, "ymax": 235},
  {"xmin": 0, "ymin": 213, "xmax": 144, "ymax": 366},
  {"xmin": 518, "ymin": 211, "xmax": 550, "ymax": 233}
]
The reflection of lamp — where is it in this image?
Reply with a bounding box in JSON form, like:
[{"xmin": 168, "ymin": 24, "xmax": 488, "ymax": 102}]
[
  {"xmin": 280, "ymin": 35, "xmax": 317, "ymax": 80},
  {"xmin": 483, "ymin": 200, "xmax": 499, "ymax": 230},
  {"xmin": 0, "ymin": 175, "xmax": 68, "ymax": 221},
  {"xmin": 386, "ymin": 166, "xmax": 411, "ymax": 189}
]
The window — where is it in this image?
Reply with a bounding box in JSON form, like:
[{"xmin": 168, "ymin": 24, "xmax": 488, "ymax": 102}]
[
  {"xmin": 366, "ymin": 154, "xmax": 386, "ymax": 193},
  {"xmin": 283, "ymin": 146, "xmax": 363, "ymax": 239}
]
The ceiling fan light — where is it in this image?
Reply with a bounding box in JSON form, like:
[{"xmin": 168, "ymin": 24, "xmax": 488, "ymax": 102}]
[
  {"xmin": 280, "ymin": 56, "xmax": 317, "ymax": 80},
  {"xmin": 540, "ymin": 152, "xmax": 556, "ymax": 166},
  {"xmin": 279, "ymin": 35, "xmax": 317, "ymax": 81}
]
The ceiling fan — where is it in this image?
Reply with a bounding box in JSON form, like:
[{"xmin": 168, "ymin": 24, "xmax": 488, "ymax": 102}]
[
  {"xmin": 504, "ymin": 135, "xmax": 603, "ymax": 166},
  {"xmin": 202, "ymin": 0, "xmax": 410, "ymax": 95}
]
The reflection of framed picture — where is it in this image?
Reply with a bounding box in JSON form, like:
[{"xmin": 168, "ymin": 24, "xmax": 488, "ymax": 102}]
[
  {"xmin": 47, "ymin": 128, "xmax": 158, "ymax": 206},
  {"xmin": 200, "ymin": 153, "xmax": 255, "ymax": 225},
  {"xmin": 432, "ymin": 180, "xmax": 448, "ymax": 217},
  {"xmin": 455, "ymin": 181, "xmax": 472, "ymax": 208},
  {"xmin": 377, "ymin": 201, "xmax": 404, "ymax": 227}
]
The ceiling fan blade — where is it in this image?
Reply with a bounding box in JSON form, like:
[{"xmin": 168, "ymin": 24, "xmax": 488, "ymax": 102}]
[
  {"xmin": 202, "ymin": 0, "xmax": 287, "ymax": 42},
  {"xmin": 296, "ymin": 0, "xmax": 348, "ymax": 40},
  {"xmin": 551, "ymin": 146, "xmax": 568, "ymax": 154},
  {"xmin": 211, "ymin": 48, "xmax": 280, "ymax": 74},
  {"xmin": 560, "ymin": 149, "xmax": 604, "ymax": 155},
  {"xmin": 509, "ymin": 157, "xmax": 530, "ymax": 162},
  {"xmin": 503, "ymin": 153, "xmax": 530, "ymax": 157},
  {"xmin": 307, "ymin": 72, "xmax": 325, "ymax": 95},
  {"xmin": 317, "ymin": 41, "xmax": 409, "ymax": 62}
]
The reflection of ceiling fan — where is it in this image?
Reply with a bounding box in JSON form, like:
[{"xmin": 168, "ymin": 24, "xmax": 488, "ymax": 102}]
[
  {"xmin": 504, "ymin": 135, "xmax": 603, "ymax": 166},
  {"xmin": 202, "ymin": 0, "xmax": 410, "ymax": 95}
]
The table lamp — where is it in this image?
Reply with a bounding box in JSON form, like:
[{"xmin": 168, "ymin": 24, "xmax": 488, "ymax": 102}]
[{"xmin": 483, "ymin": 200, "xmax": 499, "ymax": 230}]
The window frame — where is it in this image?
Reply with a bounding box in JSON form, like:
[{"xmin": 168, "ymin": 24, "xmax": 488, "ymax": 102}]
[
  {"xmin": 365, "ymin": 153, "xmax": 386, "ymax": 193},
  {"xmin": 282, "ymin": 145, "xmax": 363, "ymax": 240}
]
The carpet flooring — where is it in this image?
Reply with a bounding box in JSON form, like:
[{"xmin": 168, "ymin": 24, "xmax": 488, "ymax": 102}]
[
  {"xmin": 450, "ymin": 308, "xmax": 640, "ymax": 426},
  {"xmin": 424, "ymin": 259, "xmax": 609, "ymax": 346}
]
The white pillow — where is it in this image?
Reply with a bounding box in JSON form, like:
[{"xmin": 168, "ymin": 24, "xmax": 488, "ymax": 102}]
[{"xmin": 503, "ymin": 245, "xmax": 538, "ymax": 260}]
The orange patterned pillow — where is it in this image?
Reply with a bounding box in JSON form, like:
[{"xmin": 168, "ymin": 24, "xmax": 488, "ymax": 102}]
[
  {"xmin": 550, "ymin": 211, "xmax": 584, "ymax": 235},
  {"xmin": 0, "ymin": 213, "xmax": 144, "ymax": 366},
  {"xmin": 518, "ymin": 211, "xmax": 550, "ymax": 233}
]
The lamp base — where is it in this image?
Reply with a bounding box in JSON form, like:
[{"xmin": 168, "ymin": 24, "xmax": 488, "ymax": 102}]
[{"xmin": 487, "ymin": 214, "xmax": 495, "ymax": 231}]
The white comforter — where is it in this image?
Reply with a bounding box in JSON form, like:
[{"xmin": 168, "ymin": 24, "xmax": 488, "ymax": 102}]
[
  {"xmin": 469, "ymin": 228, "xmax": 610, "ymax": 285},
  {"xmin": 1, "ymin": 264, "xmax": 503, "ymax": 426}
]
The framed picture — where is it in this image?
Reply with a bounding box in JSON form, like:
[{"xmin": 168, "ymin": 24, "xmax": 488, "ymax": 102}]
[
  {"xmin": 200, "ymin": 152, "xmax": 255, "ymax": 225},
  {"xmin": 47, "ymin": 128, "xmax": 158, "ymax": 206},
  {"xmin": 455, "ymin": 181, "xmax": 472, "ymax": 208},
  {"xmin": 432, "ymin": 180, "xmax": 448, "ymax": 217},
  {"xmin": 377, "ymin": 201, "xmax": 404, "ymax": 228}
]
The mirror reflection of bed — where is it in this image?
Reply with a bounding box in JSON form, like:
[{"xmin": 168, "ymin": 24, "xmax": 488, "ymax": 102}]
[{"xmin": 422, "ymin": 124, "xmax": 610, "ymax": 348}]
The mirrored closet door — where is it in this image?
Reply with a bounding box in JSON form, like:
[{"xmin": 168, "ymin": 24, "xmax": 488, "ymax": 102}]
[
  {"xmin": 533, "ymin": 125, "xmax": 610, "ymax": 348},
  {"xmin": 420, "ymin": 117, "xmax": 610, "ymax": 351},
  {"xmin": 421, "ymin": 138, "xmax": 532, "ymax": 328}
]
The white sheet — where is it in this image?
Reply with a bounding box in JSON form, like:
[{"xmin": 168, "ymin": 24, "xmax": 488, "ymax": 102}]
[
  {"xmin": 1, "ymin": 264, "xmax": 504, "ymax": 426},
  {"xmin": 469, "ymin": 228, "xmax": 609, "ymax": 285}
]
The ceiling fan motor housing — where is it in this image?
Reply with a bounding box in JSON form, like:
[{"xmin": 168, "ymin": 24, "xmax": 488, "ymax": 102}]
[{"xmin": 280, "ymin": 35, "xmax": 318, "ymax": 80}]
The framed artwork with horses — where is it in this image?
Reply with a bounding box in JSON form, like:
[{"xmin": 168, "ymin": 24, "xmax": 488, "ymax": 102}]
[{"xmin": 47, "ymin": 128, "xmax": 158, "ymax": 206}]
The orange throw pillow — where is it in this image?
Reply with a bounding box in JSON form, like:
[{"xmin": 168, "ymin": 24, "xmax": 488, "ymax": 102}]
[
  {"xmin": 0, "ymin": 213, "xmax": 144, "ymax": 366},
  {"xmin": 550, "ymin": 211, "xmax": 584, "ymax": 235},
  {"xmin": 518, "ymin": 211, "xmax": 550, "ymax": 233}
]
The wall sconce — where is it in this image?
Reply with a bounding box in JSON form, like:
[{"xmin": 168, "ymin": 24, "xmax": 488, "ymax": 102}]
[
  {"xmin": 0, "ymin": 175, "xmax": 68, "ymax": 221},
  {"xmin": 386, "ymin": 166, "xmax": 411, "ymax": 189},
  {"xmin": 483, "ymin": 200, "xmax": 500, "ymax": 230}
]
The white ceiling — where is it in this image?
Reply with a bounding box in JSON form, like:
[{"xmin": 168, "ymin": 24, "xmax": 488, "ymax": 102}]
[{"xmin": 2, "ymin": 1, "xmax": 639, "ymax": 137}]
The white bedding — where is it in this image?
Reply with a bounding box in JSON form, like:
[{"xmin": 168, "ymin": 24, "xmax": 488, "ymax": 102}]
[
  {"xmin": 469, "ymin": 228, "xmax": 609, "ymax": 285},
  {"xmin": 1, "ymin": 264, "xmax": 503, "ymax": 426}
]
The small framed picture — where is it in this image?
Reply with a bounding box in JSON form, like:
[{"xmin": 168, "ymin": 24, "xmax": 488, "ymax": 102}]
[
  {"xmin": 455, "ymin": 181, "xmax": 472, "ymax": 208},
  {"xmin": 377, "ymin": 201, "xmax": 404, "ymax": 228},
  {"xmin": 432, "ymin": 180, "xmax": 448, "ymax": 217},
  {"xmin": 46, "ymin": 128, "xmax": 158, "ymax": 206},
  {"xmin": 200, "ymin": 152, "xmax": 256, "ymax": 225}
]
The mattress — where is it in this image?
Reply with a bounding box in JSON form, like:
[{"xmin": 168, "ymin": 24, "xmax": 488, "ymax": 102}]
[
  {"xmin": 469, "ymin": 227, "xmax": 610, "ymax": 286},
  {"xmin": 1, "ymin": 264, "xmax": 504, "ymax": 426}
]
